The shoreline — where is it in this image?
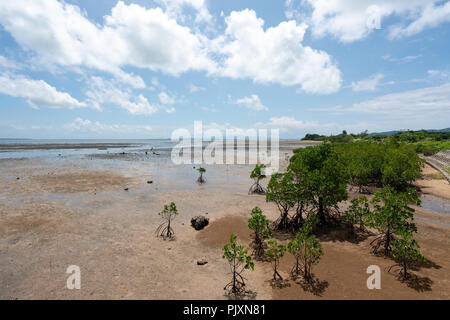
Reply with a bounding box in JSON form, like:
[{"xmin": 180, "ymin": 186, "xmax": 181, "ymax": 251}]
[{"xmin": 0, "ymin": 139, "xmax": 321, "ymax": 151}]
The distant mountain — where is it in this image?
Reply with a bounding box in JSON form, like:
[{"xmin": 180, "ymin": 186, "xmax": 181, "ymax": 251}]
[
  {"xmin": 368, "ymin": 128, "xmax": 450, "ymax": 136},
  {"xmin": 428, "ymin": 128, "xmax": 450, "ymax": 133}
]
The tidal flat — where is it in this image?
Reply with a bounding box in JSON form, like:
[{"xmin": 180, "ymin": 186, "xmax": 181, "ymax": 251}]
[{"xmin": 0, "ymin": 141, "xmax": 449, "ymax": 299}]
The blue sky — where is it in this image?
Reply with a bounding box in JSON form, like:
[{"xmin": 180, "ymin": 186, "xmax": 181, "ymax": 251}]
[{"xmin": 0, "ymin": 0, "xmax": 449, "ymax": 139}]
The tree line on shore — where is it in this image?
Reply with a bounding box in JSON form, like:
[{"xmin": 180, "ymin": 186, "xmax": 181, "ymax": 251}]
[{"xmin": 303, "ymin": 129, "xmax": 450, "ymax": 156}]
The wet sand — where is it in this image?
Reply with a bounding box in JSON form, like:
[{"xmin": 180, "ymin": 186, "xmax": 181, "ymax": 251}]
[
  {"xmin": 0, "ymin": 150, "xmax": 449, "ymax": 300},
  {"xmin": 0, "ymin": 143, "xmax": 140, "ymax": 151}
]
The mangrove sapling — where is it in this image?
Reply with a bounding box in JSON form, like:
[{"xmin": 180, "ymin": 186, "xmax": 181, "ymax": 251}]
[
  {"xmin": 367, "ymin": 187, "xmax": 419, "ymax": 256},
  {"xmin": 389, "ymin": 230, "xmax": 426, "ymax": 280},
  {"xmin": 248, "ymin": 207, "xmax": 273, "ymax": 259},
  {"xmin": 197, "ymin": 167, "xmax": 206, "ymax": 184},
  {"xmin": 222, "ymin": 234, "xmax": 255, "ymax": 297},
  {"xmin": 156, "ymin": 202, "xmax": 178, "ymax": 239},
  {"xmin": 288, "ymin": 213, "xmax": 322, "ymax": 280},
  {"xmin": 266, "ymin": 172, "xmax": 296, "ymax": 230},
  {"xmin": 248, "ymin": 164, "xmax": 266, "ymax": 195},
  {"xmin": 287, "ymin": 162, "xmax": 313, "ymax": 230},
  {"xmin": 342, "ymin": 196, "xmax": 370, "ymax": 237},
  {"xmin": 288, "ymin": 232, "xmax": 304, "ymax": 277},
  {"xmin": 300, "ymin": 235, "xmax": 323, "ymax": 282},
  {"xmin": 266, "ymin": 240, "xmax": 286, "ymax": 281}
]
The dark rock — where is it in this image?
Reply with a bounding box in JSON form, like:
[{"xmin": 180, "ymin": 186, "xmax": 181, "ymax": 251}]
[
  {"xmin": 124, "ymin": 188, "xmax": 129, "ymax": 191},
  {"xmin": 197, "ymin": 258, "xmax": 208, "ymax": 266},
  {"xmin": 147, "ymin": 180, "xmax": 153, "ymax": 184},
  {"xmin": 191, "ymin": 215, "xmax": 209, "ymax": 230}
]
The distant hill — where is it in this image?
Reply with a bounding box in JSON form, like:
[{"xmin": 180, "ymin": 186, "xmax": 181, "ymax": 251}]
[{"xmin": 368, "ymin": 128, "xmax": 450, "ymax": 136}]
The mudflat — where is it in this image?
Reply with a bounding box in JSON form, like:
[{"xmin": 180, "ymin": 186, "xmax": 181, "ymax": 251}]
[
  {"xmin": 0, "ymin": 143, "xmax": 140, "ymax": 151},
  {"xmin": 0, "ymin": 151, "xmax": 449, "ymax": 299}
]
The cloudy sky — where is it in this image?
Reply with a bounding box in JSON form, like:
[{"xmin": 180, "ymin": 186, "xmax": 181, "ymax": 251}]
[{"xmin": 0, "ymin": 0, "xmax": 449, "ymax": 139}]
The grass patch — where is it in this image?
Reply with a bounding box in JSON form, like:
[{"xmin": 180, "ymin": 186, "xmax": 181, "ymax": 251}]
[
  {"xmin": 423, "ymin": 172, "xmax": 446, "ymax": 180},
  {"xmin": 414, "ymin": 141, "xmax": 450, "ymax": 156}
]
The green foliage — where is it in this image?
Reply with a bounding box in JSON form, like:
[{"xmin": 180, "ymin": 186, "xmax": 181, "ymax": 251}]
[
  {"xmin": 156, "ymin": 202, "xmax": 179, "ymax": 238},
  {"xmin": 414, "ymin": 140, "xmax": 450, "ymax": 155},
  {"xmin": 287, "ymin": 233, "xmax": 304, "ymax": 276},
  {"xmin": 158, "ymin": 202, "xmax": 178, "ymax": 217},
  {"xmin": 335, "ymin": 142, "xmax": 385, "ymax": 189},
  {"xmin": 390, "ymin": 230, "xmax": 426, "ymax": 280},
  {"xmin": 335, "ymin": 141, "xmax": 423, "ymax": 191},
  {"xmin": 250, "ymin": 164, "xmax": 266, "ymax": 179},
  {"xmin": 393, "ymin": 129, "xmax": 450, "ymax": 143},
  {"xmin": 368, "ymin": 134, "xmax": 388, "ymax": 142},
  {"xmin": 342, "ymin": 196, "xmax": 370, "ymax": 233},
  {"xmin": 304, "ymin": 129, "xmax": 450, "ymax": 147},
  {"xmin": 287, "ymin": 212, "xmax": 322, "ymax": 280},
  {"xmin": 302, "ymin": 130, "xmax": 364, "ymax": 143},
  {"xmin": 197, "ymin": 167, "xmax": 206, "ymax": 183},
  {"xmin": 301, "ymin": 211, "xmax": 320, "ymax": 234},
  {"xmin": 222, "ymin": 234, "xmax": 254, "ymax": 296},
  {"xmin": 301, "ymin": 133, "xmax": 327, "ymax": 141},
  {"xmin": 222, "ymin": 234, "xmax": 254, "ymax": 270},
  {"xmin": 382, "ymin": 144, "xmax": 423, "ymax": 190},
  {"xmin": 266, "ymin": 240, "xmax": 286, "ymax": 280},
  {"xmin": 327, "ymin": 132, "xmax": 353, "ymax": 143},
  {"xmin": 367, "ymin": 187, "xmax": 419, "ymax": 255},
  {"xmin": 289, "ymin": 144, "xmax": 349, "ymax": 224},
  {"xmin": 266, "ymin": 172, "xmax": 296, "ymax": 229},
  {"xmin": 249, "ymin": 164, "xmax": 266, "ymax": 194},
  {"xmin": 287, "ymin": 161, "xmax": 313, "ymax": 229},
  {"xmin": 248, "ymin": 207, "xmax": 273, "ymax": 258}
]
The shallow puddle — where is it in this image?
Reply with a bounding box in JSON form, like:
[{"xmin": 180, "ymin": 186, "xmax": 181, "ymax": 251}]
[{"xmin": 420, "ymin": 195, "xmax": 450, "ymax": 215}]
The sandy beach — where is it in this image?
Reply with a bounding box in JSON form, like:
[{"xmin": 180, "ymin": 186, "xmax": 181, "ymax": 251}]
[{"xmin": 0, "ymin": 143, "xmax": 449, "ymax": 300}]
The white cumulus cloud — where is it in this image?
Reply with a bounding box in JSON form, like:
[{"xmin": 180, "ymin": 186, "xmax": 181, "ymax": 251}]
[
  {"xmin": 0, "ymin": 1, "xmax": 344, "ymax": 94},
  {"xmin": 85, "ymin": 77, "xmax": 158, "ymax": 115},
  {"xmin": 290, "ymin": 0, "xmax": 450, "ymax": 42},
  {"xmin": 0, "ymin": 56, "xmax": 21, "ymax": 69},
  {"xmin": 0, "ymin": 0, "xmax": 216, "ymax": 86},
  {"xmin": 158, "ymin": 92, "xmax": 175, "ymax": 105},
  {"xmin": 235, "ymin": 94, "xmax": 268, "ymax": 111},
  {"xmin": 0, "ymin": 73, "xmax": 86, "ymax": 109},
  {"xmin": 351, "ymin": 73, "xmax": 384, "ymax": 92},
  {"xmin": 216, "ymin": 9, "xmax": 341, "ymax": 93}
]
